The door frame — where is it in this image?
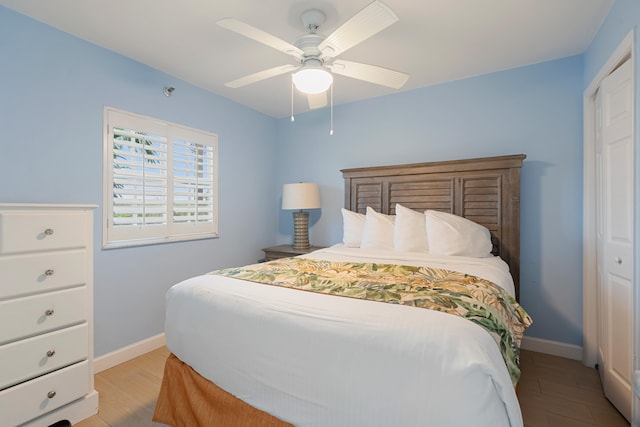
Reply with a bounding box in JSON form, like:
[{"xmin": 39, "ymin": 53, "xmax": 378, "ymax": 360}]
[
  {"xmin": 583, "ymin": 30, "xmax": 634, "ymax": 367},
  {"xmin": 583, "ymin": 30, "xmax": 638, "ymax": 423}
]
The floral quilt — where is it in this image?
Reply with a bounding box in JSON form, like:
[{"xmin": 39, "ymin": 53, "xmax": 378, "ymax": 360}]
[{"xmin": 210, "ymin": 257, "xmax": 532, "ymax": 385}]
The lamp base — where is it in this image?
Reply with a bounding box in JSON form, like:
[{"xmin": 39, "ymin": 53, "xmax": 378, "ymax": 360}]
[{"xmin": 292, "ymin": 211, "xmax": 310, "ymax": 250}]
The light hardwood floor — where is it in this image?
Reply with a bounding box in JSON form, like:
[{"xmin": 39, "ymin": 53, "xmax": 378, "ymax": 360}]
[
  {"xmin": 75, "ymin": 346, "xmax": 171, "ymax": 427},
  {"xmin": 75, "ymin": 347, "xmax": 629, "ymax": 427},
  {"xmin": 517, "ymin": 349, "xmax": 629, "ymax": 426}
]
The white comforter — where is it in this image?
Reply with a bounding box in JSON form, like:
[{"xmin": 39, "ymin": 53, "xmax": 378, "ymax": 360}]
[{"xmin": 164, "ymin": 245, "xmax": 523, "ymax": 427}]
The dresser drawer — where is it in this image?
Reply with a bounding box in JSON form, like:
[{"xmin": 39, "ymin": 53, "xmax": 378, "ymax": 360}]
[
  {"xmin": 0, "ymin": 287, "xmax": 87, "ymax": 345},
  {"xmin": 0, "ymin": 324, "xmax": 88, "ymax": 390},
  {"xmin": 0, "ymin": 360, "xmax": 89, "ymax": 427},
  {"xmin": 0, "ymin": 250, "xmax": 87, "ymax": 300},
  {"xmin": 0, "ymin": 211, "xmax": 87, "ymax": 254}
]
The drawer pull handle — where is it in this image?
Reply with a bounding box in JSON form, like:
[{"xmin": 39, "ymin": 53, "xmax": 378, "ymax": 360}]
[
  {"xmin": 45, "ymin": 269, "xmax": 55, "ymax": 276},
  {"xmin": 46, "ymin": 349, "xmax": 56, "ymax": 357},
  {"xmin": 44, "ymin": 228, "xmax": 54, "ymax": 236},
  {"xmin": 45, "ymin": 309, "xmax": 54, "ymax": 316},
  {"xmin": 47, "ymin": 390, "xmax": 56, "ymax": 399}
]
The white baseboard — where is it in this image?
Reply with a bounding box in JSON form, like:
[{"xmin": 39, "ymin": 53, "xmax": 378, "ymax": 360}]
[
  {"xmin": 94, "ymin": 333, "xmax": 166, "ymax": 373},
  {"xmin": 521, "ymin": 336, "xmax": 583, "ymax": 361}
]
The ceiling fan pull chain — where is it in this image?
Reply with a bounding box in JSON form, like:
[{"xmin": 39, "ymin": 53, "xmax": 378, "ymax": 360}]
[
  {"xmin": 290, "ymin": 76, "xmax": 295, "ymax": 123},
  {"xmin": 329, "ymin": 82, "xmax": 334, "ymax": 135}
]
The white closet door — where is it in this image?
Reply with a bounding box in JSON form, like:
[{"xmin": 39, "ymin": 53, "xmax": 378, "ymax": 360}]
[{"xmin": 598, "ymin": 58, "xmax": 633, "ymax": 422}]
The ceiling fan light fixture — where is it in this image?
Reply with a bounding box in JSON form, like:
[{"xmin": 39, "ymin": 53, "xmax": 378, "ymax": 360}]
[{"xmin": 292, "ymin": 67, "xmax": 333, "ymax": 94}]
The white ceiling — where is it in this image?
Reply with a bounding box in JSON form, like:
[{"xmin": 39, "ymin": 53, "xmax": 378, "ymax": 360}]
[{"xmin": 1, "ymin": 0, "xmax": 614, "ymax": 118}]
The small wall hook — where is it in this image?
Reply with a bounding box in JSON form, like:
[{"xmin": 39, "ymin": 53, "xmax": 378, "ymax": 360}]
[{"xmin": 163, "ymin": 86, "xmax": 175, "ymax": 97}]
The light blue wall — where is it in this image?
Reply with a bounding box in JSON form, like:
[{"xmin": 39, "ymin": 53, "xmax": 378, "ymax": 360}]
[
  {"xmin": 275, "ymin": 56, "xmax": 585, "ymax": 346},
  {"xmin": 0, "ymin": 6, "xmax": 279, "ymax": 357},
  {"xmin": 584, "ymin": 0, "xmax": 639, "ymax": 85}
]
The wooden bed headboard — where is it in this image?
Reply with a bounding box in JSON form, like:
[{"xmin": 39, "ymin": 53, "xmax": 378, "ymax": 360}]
[{"xmin": 341, "ymin": 154, "xmax": 526, "ymax": 300}]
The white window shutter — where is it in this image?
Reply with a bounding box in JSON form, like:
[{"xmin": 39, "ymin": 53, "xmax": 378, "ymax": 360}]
[{"xmin": 103, "ymin": 108, "xmax": 218, "ymax": 248}]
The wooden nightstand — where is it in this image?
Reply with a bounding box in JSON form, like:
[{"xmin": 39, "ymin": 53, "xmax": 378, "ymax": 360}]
[{"xmin": 262, "ymin": 244, "xmax": 325, "ymax": 261}]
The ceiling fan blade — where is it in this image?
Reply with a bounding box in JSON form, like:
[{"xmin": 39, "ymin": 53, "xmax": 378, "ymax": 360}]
[
  {"xmin": 307, "ymin": 92, "xmax": 328, "ymax": 109},
  {"xmin": 217, "ymin": 18, "xmax": 304, "ymax": 59},
  {"xmin": 225, "ymin": 64, "xmax": 298, "ymax": 88},
  {"xmin": 330, "ymin": 60, "xmax": 409, "ymax": 89},
  {"xmin": 318, "ymin": 0, "xmax": 398, "ymax": 59}
]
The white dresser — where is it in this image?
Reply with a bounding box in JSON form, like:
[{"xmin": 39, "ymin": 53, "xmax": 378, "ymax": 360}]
[{"xmin": 0, "ymin": 204, "xmax": 98, "ymax": 426}]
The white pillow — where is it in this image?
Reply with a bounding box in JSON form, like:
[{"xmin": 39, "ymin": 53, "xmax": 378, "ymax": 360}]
[
  {"xmin": 425, "ymin": 210, "xmax": 493, "ymax": 257},
  {"xmin": 341, "ymin": 208, "xmax": 366, "ymax": 247},
  {"xmin": 394, "ymin": 204, "xmax": 429, "ymax": 252},
  {"xmin": 361, "ymin": 206, "xmax": 395, "ymax": 250}
]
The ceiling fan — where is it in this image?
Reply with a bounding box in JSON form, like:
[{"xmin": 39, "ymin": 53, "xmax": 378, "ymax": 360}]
[{"xmin": 217, "ymin": 0, "xmax": 410, "ymax": 110}]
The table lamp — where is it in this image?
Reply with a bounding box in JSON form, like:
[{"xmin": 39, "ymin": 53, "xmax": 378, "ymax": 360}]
[{"xmin": 282, "ymin": 183, "xmax": 320, "ymax": 250}]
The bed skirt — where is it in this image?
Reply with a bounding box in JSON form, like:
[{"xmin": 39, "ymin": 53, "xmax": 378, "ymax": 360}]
[{"xmin": 153, "ymin": 353, "xmax": 293, "ymax": 427}]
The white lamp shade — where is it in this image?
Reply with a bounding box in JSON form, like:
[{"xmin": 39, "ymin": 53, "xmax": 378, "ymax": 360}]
[
  {"xmin": 292, "ymin": 68, "xmax": 333, "ymax": 95},
  {"xmin": 282, "ymin": 183, "xmax": 321, "ymax": 210}
]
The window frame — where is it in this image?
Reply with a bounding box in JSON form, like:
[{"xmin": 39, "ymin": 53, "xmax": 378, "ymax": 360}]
[{"xmin": 102, "ymin": 107, "xmax": 219, "ymax": 249}]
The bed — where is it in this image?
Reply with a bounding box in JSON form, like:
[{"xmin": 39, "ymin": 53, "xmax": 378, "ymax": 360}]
[{"xmin": 153, "ymin": 154, "xmax": 530, "ymax": 427}]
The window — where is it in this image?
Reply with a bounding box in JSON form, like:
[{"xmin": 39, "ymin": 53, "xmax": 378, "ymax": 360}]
[{"xmin": 103, "ymin": 107, "xmax": 218, "ymax": 248}]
